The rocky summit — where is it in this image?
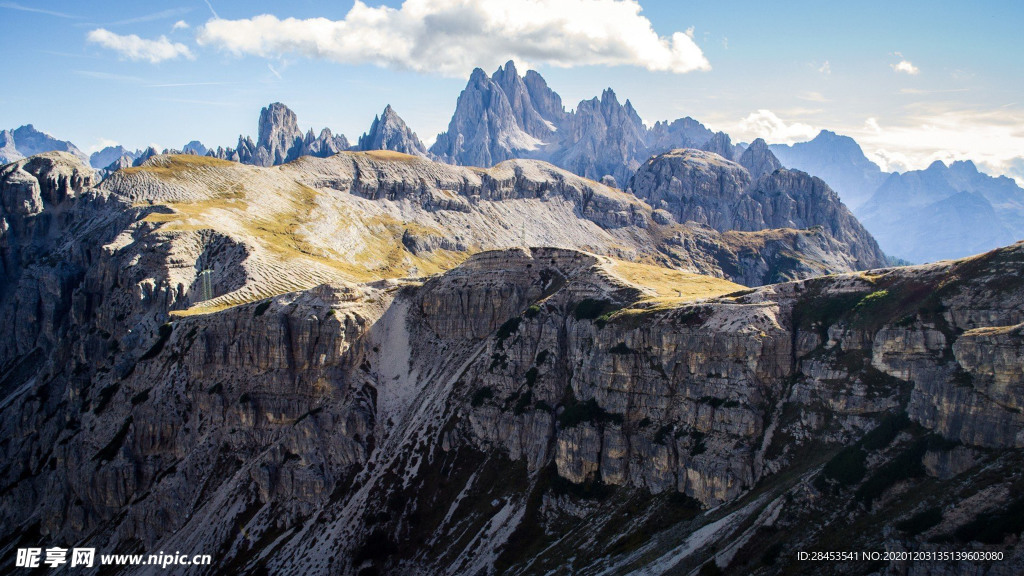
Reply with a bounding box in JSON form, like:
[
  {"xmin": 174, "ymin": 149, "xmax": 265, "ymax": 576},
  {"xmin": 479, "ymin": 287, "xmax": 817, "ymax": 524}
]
[
  {"xmin": 430, "ymin": 61, "xmax": 719, "ymax": 184},
  {"xmin": 356, "ymin": 105, "xmax": 429, "ymax": 157},
  {"xmin": 209, "ymin": 102, "xmax": 351, "ymax": 167},
  {"xmin": 1, "ymin": 146, "xmax": 1023, "ymax": 575}
]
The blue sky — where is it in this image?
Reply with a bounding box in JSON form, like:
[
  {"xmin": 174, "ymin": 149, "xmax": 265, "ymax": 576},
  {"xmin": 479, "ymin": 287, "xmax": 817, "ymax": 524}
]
[{"xmin": 1, "ymin": 0, "xmax": 1022, "ymax": 181}]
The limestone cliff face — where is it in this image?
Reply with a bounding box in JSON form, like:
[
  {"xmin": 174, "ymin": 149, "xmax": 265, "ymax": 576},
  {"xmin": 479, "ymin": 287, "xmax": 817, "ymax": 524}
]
[
  {"xmin": 630, "ymin": 148, "xmax": 888, "ymax": 269},
  {"xmin": 3, "ymin": 152, "xmax": 1024, "ymax": 575}
]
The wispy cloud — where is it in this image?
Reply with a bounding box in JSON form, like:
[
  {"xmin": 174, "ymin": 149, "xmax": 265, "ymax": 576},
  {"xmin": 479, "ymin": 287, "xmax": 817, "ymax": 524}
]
[
  {"xmin": 891, "ymin": 52, "xmax": 919, "ymax": 75},
  {"xmin": 196, "ymin": 0, "xmax": 711, "ymax": 77},
  {"xmin": 202, "ymin": 0, "xmax": 219, "ymax": 19},
  {"xmin": 852, "ymin": 107, "xmax": 1024, "ymax": 185},
  {"xmin": 146, "ymin": 81, "xmax": 232, "ymax": 88},
  {"xmin": 99, "ymin": 7, "xmax": 193, "ymax": 27},
  {"xmin": 87, "ymin": 28, "xmax": 194, "ymax": 63},
  {"xmin": 0, "ymin": 1, "xmax": 79, "ymax": 19},
  {"xmin": 74, "ymin": 70, "xmax": 145, "ymax": 83},
  {"xmin": 735, "ymin": 109, "xmax": 818, "ymax": 144},
  {"xmin": 267, "ymin": 63, "xmax": 283, "ymax": 80},
  {"xmin": 818, "ymin": 60, "xmax": 831, "ymax": 75},
  {"xmin": 898, "ymin": 88, "xmax": 969, "ymax": 95}
]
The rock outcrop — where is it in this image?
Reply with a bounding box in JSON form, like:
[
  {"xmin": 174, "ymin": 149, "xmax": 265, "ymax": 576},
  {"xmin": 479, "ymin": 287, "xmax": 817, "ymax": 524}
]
[
  {"xmin": 630, "ymin": 148, "xmax": 888, "ymax": 268},
  {"xmin": 209, "ymin": 102, "xmax": 350, "ymax": 167},
  {"xmin": 90, "ymin": 144, "xmax": 142, "ymax": 169},
  {"xmin": 431, "ymin": 61, "xmax": 718, "ymax": 184},
  {"xmin": 738, "ymin": 137, "xmax": 783, "ymax": 180},
  {"xmin": 356, "ymin": 105, "xmax": 428, "ymax": 156},
  {"xmin": 430, "ymin": 67, "xmax": 544, "ymax": 168}
]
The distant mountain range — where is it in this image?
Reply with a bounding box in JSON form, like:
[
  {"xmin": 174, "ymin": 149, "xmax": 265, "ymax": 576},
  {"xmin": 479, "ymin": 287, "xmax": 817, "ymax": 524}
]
[
  {"xmin": 3, "ymin": 61, "xmax": 1022, "ymax": 264},
  {"xmin": 0, "ymin": 124, "xmax": 88, "ymax": 165},
  {"xmin": 768, "ymin": 130, "xmax": 889, "ymax": 211}
]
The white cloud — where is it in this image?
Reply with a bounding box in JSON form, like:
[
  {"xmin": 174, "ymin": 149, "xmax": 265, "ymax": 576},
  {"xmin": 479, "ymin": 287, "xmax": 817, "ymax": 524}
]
[
  {"xmin": 87, "ymin": 138, "xmax": 120, "ymax": 154},
  {"xmin": 87, "ymin": 28, "xmax": 194, "ymax": 63},
  {"xmin": 172, "ymin": 20, "xmax": 189, "ymax": 30},
  {"xmin": 852, "ymin": 108, "xmax": 1024, "ymax": 185},
  {"xmin": 891, "ymin": 52, "xmax": 919, "ymax": 75},
  {"xmin": 735, "ymin": 109, "xmax": 818, "ymax": 144},
  {"xmin": 195, "ymin": 0, "xmax": 710, "ymax": 77},
  {"xmin": 818, "ymin": 60, "xmax": 831, "ymax": 75}
]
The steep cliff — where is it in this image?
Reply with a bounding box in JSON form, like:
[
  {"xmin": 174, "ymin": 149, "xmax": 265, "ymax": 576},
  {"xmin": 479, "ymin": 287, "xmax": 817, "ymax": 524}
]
[
  {"xmin": 3, "ymin": 152, "xmax": 1023, "ymax": 575},
  {"xmin": 630, "ymin": 148, "xmax": 888, "ymax": 269}
]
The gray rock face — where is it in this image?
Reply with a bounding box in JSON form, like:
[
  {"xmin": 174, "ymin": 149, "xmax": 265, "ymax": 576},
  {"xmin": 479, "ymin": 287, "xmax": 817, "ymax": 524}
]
[
  {"xmin": 181, "ymin": 140, "xmax": 207, "ymax": 156},
  {"xmin": 739, "ymin": 138, "xmax": 783, "ymax": 180},
  {"xmin": 648, "ymin": 116, "xmax": 716, "ymax": 153},
  {"xmin": 255, "ymin": 102, "xmax": 304, "ymax": 166},
  {"xmin": 0, "ymin": 130, "xmax": 18, "ymax": 164},
  {"xmin": 700, "ymin": 131, "xmax": 738, "ymax": 160},
  {"xmin": 431, "ymin": 62, "xmax": 717, "ymax": 184},
  {"xmin": 131, "ymin": 146, "xmax": 160, "ymax": 167},
  {"xmin": 491, "ymin": 60, "xmax": 562, "ymax": 139},
  {"xmin": 356, "ymin": 105, "xmax": 428, "ymax": 156},
  {"xmin": 430, "ymin": 67, "xmax": 541, "ymax": 167},
  {"xmin": 4, "ymin": 151, "xmax": 1023, "ymax": 575},
  {"xmin": 209, "ymin": 102, "xmax": 350, "ymax": 167},
  {"xmin": 859, "ymin": 159, "xmax": 1024, "ymax": 263},
  {"xmin": 630, "ymin": 148, "xmax": 888, "ymax": 269},
  {"xmin": 553, "ymin": 89, "xmax": 650, "ymax": 185}
]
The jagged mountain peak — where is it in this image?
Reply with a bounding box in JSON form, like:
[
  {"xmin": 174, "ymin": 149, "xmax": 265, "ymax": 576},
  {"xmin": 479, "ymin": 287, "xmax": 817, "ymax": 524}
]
[
  {"xmin": 357, "ymin": 105, "xmax": 428, "ymax": 157},
  {"xmin": 738, "ymin": 137, "xmax": 782, "ymax": 180}
]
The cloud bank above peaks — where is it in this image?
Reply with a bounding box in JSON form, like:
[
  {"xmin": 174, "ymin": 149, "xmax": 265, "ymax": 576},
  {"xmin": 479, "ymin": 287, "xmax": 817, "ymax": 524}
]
[
  {"xmin": 194, "ymin": 0, "xmax": 710, "ymax": 76},
  {"xmin": 87, "ymin": 28, "xmax": 193, "ymax": 63}
]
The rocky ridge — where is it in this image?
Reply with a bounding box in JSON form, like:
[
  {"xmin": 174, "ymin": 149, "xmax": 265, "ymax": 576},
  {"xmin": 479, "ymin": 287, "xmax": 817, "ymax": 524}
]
[
  {"xmin": 0, "ymin": 124, "xmax": 88, "ymax": 165},
  {"xmin": 2, "ymin": 151, "xmax": 1023, "ymax": 575},
  {"xmin": 430, "ymin": 61, "xmax": 718, "ymax": 184},
  {"xmin": 629, "ymin": 148, "xmax": 888, "ymax": 269}
]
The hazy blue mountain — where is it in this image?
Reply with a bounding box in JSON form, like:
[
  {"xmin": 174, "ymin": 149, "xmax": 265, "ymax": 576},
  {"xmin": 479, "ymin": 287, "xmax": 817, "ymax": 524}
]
[
  {"xmin": 90, "ymin": 145, "xmax": 142, "ymax": 169},
  {"xmin": 0, "ymin": 124, "xmax": 88, "ymax": 165},
  {"xmin": 859, "ymin": 159, "xmax": 1024, "ymax": 262},
  {"xmin": 769, "ymin": 130, "xmax": 889, "ymax": 210}
]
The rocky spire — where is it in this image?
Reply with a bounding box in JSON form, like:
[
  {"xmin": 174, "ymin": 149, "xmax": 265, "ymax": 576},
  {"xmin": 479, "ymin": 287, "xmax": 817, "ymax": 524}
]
[
  {"xmin": 700, "ymin": 131, "xmax": 736, "ymax": 160},
  {"xmin": 255, "ymin": 102, "xmax": 304, "ymax": 166},
  {"xmin": 356, "ymin": 105, "xmax": 428, "ymax": 157},
  {"xmin": 739, "ymin": 138, "xmax": 782, "ymax": 180},
  {"xmin": 429, "ymin": 67, "xmax": 538, "ymax": 167}
]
